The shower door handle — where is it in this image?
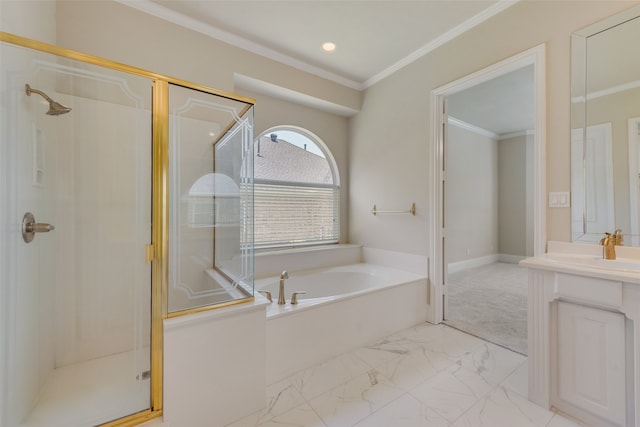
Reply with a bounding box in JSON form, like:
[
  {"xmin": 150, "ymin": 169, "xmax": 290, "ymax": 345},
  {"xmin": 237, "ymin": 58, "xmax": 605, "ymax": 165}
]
[{"xmin": 22, "ymin": 212, "xmax": 55, "ymax": 243}]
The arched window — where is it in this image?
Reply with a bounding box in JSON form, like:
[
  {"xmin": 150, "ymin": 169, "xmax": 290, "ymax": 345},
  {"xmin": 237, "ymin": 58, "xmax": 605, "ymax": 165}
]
[{"xmin": 254, "ymin": 126, "xmax": 340, "ymax": 248}]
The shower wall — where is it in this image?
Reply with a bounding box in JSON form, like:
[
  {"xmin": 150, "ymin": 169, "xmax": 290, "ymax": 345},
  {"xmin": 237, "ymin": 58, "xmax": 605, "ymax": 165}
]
[
  {"xmin": 1, "ymin": 4, "xmax": 60, "ymax": 419},
  {"xmin": 1, "ymin": 44, "xmax": 60, "ymax": 427},
  {"xmin": 54, "ymin": 94, "xmax": 151, "ymax": 367}
]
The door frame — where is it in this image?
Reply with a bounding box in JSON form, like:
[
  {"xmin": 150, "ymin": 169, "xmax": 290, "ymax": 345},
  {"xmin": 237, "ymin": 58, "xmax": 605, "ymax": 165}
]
[
  {"xmin": 428, "ymin": 44, "xmax": 547, "ymax": 323},
  {"xmin": 629, "ymin": 117, "xmax": 640, "ymax": 246}
]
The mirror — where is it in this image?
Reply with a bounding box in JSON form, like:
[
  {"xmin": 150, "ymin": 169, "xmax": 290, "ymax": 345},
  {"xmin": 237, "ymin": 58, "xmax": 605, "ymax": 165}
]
[{"xmin": 571, "ymin": 5, "xmax": 640, "ymax": 246}]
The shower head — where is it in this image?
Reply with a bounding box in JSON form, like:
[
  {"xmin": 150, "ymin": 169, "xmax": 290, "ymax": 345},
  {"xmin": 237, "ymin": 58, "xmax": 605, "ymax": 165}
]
[
  {"xmin": 45, "ymin": 100, "xmax": 72, "ymax": 116},
  {"xmin": 25, "ymin": 84, "xmax": 72, "ymax": 116}
]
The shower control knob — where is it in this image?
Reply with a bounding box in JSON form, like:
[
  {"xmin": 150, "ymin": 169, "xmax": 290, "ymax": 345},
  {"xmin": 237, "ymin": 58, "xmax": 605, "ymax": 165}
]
[
  {"xmin": 22, "ymin": 212, "xmax": 55, "ymax": 243},
  {"xmin": 25, "ymin": 222, "xmax": 55, "ymax": 233}
]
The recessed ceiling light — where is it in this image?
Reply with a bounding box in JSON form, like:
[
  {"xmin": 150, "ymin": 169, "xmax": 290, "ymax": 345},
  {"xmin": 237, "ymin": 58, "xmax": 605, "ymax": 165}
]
[{"xmin": 322, "ymin": 42, "xmax": 336, "ymax": 52}]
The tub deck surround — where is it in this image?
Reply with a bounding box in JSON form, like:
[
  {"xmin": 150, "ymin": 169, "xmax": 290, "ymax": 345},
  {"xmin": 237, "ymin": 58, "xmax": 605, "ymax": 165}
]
[
  {"xmin": 253, "ymin": 245, "xmax": 429, "ymax": 385},
  {"xmin": 254, "ymin": 244, "xmax": 363, "ymax": 279},
  {"xmin": 265, "ymin": 274, "xmax": 428, "ymax": 383},
  {"xmin": 254, "ymin": 244, "xmax": 429, "ymax": 279},
  {"xmin": 361, "ymin": 246, "xmax": 429, "ymax": 276},
  {"xmin": 163, "ymin": 298, "xmax": 270, "ymax": 427},
  {"xmin": 521, "ymin": 241, "xmax": 640, "ymax": 427}
]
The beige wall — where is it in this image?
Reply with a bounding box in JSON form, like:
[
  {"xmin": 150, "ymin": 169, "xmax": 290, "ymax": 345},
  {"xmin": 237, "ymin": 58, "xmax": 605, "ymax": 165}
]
[
  {"xmin": 445, "ymin": 129, "xmax": 534, "ymax": 263},
  {"xmin": 498, "ymin": 135, "xmax": 531, "ymax": 257},
  {"xmin": 349, "ymin": 1, "xmax": 637, "ymax": 256},
  {"xmin": 445, "ymin": 125, "xmax": 498, "ymax": 264},
  {"xmin": 0, "ymin": 0, "xmax": 56, "ymax": 43}
]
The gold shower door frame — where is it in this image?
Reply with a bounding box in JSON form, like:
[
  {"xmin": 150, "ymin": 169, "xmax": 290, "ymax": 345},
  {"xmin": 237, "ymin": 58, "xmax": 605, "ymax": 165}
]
[{"xmin": 0, "ymin": 32, "xmax": 255, "ymax": 427}]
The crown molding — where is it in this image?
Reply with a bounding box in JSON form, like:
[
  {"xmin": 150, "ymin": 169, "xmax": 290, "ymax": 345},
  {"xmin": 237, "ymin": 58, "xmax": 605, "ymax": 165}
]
[
  {"xmin": 448, "ymin": 117, "xmax": 535, "ymax": 140},
  {"xmin": 499, "ymin": 129, "xmax": 535, "ymax": 140},
  {"xmin": 448, "ymin": 116, "xmax": 499, "ymax": 139},
  {"xmin": 571, "ymin": 79, "xmax": 640, "ymax": 104},
  {"xmin": 363, "ymin": 0, "xmax": 520, "ymax": 88},
  {"xmin": 114, "ymin": 0, "xmax": 363, "ymax": 90},
  {"xmin": 116, "ymin": 0, "xmax": 518, "ymax": 92}
]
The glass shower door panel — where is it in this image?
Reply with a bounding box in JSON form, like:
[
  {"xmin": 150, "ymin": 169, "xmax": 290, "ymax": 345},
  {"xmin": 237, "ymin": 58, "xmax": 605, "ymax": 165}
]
[
  {"xmin": 167, "ymin": 83, "xmax": 254, "ymax": 313},
  {"xmin": 0, "ymin": 42, "xmax": 152, "ymax": 427}
]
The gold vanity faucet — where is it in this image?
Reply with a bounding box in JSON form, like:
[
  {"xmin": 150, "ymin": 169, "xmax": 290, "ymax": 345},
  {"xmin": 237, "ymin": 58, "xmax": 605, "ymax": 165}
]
[
  {"xmin": 614, "ymin": 229, "xmax": 624, "ymax": 246},
  {"xmin": 600, "ymin": 232, "xmax": 616, "ymax": 260}
]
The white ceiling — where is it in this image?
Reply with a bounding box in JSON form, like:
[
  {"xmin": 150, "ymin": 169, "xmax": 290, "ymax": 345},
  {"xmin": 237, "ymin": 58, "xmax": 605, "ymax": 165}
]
[
  {"xmin": 447, "ymin": 65, "xmax": 534, "ymax": 135},
  {"xmin": 118, "ymin": 0, "xmax": 516, "ymax": 89}
]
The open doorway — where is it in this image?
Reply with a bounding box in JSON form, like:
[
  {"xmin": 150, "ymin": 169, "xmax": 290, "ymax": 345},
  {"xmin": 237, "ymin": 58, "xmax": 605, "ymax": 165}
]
[
  {"xmin": 428, "ymin": 45, "xmax": 546, "ymax": 355},
  {"xmin": 444, "ymin": 66, "xmax": 534, "ymax": 354}
]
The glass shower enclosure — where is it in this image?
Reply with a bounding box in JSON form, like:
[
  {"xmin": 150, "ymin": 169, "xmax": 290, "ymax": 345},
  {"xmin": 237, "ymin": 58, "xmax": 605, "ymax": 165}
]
[
  {"xmin": 1, "ymin": 33, "xmax": 254, "ymax": 427},
  {"xmin": 167, "ymin": 83, "xmax": 255, "ymax": 315}
]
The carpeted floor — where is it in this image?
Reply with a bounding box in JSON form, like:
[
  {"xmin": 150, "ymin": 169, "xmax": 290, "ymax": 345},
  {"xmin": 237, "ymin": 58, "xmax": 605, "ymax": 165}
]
[{"xmin": 444, "ymin": 262, "xmax": 528, "ymax": 355}]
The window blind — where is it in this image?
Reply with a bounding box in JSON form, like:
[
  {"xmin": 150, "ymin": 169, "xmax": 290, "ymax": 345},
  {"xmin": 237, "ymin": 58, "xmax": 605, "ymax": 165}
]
[{"xmin": 254, "ymin": 182, "xmax": 339, "ymax": 247}]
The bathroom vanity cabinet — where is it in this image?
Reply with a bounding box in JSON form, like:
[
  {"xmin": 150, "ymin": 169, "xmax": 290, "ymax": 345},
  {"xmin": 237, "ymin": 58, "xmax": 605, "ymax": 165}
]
[
  {"xmin": 522, "ymin": 243, "xmax": 640, "ymax": 427},
  {"xmin": 553, "ymin": 287, "xmax": 627, "ymax": 426}
]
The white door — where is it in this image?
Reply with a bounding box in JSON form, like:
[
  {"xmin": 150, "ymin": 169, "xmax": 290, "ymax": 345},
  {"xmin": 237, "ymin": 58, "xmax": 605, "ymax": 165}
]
[
  {"xmin": 628, "ymin": 117, "xmax": 640, "ymax": 245},
  {"xmin": 571, "ymin": 123, "xmax": 614, "ymax": 241}
]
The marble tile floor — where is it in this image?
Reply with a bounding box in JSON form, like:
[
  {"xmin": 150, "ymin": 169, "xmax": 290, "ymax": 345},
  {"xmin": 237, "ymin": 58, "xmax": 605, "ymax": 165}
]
[{"xmin": 227, "ymin": 322, "xmax": 588, "ymax": 427}]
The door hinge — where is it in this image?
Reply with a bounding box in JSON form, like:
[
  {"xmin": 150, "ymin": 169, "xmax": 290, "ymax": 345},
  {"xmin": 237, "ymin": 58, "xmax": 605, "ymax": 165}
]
[{"xmin": 145, "ymin": 244, "xmax": 155, "ymax": 264}]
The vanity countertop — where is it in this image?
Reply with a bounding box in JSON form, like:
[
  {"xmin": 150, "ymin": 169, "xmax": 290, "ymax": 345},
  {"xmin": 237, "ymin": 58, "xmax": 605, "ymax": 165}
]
[{"xmin": 520, "ymin": 241, "xmax": 640, "ymax": 285}]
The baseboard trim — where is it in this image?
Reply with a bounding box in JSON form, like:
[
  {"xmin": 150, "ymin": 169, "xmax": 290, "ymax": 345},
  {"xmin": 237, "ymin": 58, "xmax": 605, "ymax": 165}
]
[
  {"xmin": 498, "ymin": 253, "xmax": 527, "ymax": 264},
  {"xmin": 448, "ymin": 253, "xmax": 526, "ymax": 274},
  {"xmin": 448, "ymin": 254, "xmax": 498, "ymax": 274}
]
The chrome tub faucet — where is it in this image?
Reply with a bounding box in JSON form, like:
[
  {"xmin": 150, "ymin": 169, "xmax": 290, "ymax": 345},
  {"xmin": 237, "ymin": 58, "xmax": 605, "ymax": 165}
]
[{"xmin": 278, "ymin": 270, "xmax": 289, "ymax": 305}]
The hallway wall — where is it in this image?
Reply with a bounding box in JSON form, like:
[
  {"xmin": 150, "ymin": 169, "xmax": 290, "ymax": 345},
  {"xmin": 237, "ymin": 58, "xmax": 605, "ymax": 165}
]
[
  {"xmin": 445, "ymin": 124, "xmax": 498, "ymax": 264},
  {"xmin": 498, "ymin": 133, "xmax": 533, "ymax": 257}
]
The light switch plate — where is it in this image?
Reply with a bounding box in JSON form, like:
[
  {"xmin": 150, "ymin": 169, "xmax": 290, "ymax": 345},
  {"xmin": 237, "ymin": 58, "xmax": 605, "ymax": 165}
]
[{"xmin": 549, "ymin": 191, "xmax": 570, "ymax": 208}]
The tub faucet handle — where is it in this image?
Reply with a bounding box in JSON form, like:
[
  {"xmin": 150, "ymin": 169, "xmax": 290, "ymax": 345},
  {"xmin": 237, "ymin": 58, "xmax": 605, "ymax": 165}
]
[
  {"xmin": 290, "ymin": 291, "xmax": 306, "ymax": 305},
  {"xmin": 614, "ymin": 229, "xmax": 624, "ymax": 246},
  {"xmin": 258, "ymin": 290, "xmax": 272, "ymax": 303}
]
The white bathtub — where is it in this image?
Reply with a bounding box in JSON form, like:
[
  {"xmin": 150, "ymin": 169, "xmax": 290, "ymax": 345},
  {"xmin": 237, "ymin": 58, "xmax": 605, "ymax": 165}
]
[
  {"xmin": 256, "ymin": 248, "xmax": 430, "ymax": 383},
  {"xmin": 256, "ymin": 263, "xmax": 424, "ymax": 318}
]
